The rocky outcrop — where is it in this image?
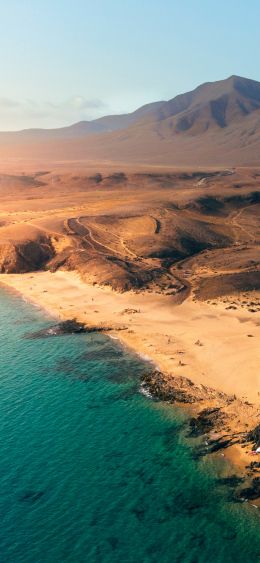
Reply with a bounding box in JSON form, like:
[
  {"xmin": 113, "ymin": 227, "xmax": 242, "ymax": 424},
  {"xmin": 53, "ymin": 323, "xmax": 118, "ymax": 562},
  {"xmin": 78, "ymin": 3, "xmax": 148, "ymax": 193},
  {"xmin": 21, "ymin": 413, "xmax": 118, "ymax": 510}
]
[
  {"xmin": 189, "ymin": 408, "xmax": 226, "ymax": 436},
  {"xmin": 141, "ymin": 369, "xmax": 260, "ymax": 501},
  {"xmin": 0, "ymin": 236, "xmax": 54, "ymax": 273},
  {"xmin": 141, "ymin": 370, "xmax": 228, "ymax": 404},
  {"xmin": 246, "ymin": 424, "xmax": 260, "ymax": 449},
  {"xmin": 237, "ymin": 477, "xmax": 260, "ymax": 501},
  {"xmin": 24, "ymin": 319, "xmax": 113, "ymax": 339},
  {"xmin": 65, "ymin": 252, "xmax": 160, "ymax": 292}
]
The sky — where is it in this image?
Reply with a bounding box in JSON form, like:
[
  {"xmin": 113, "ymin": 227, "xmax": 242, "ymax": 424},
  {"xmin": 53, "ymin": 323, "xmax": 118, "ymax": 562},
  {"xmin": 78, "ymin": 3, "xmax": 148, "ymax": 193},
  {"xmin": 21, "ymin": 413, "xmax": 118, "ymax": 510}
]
[{"xmin": 0, "ymin": 0, "xmax": 259, "ymax": 130}]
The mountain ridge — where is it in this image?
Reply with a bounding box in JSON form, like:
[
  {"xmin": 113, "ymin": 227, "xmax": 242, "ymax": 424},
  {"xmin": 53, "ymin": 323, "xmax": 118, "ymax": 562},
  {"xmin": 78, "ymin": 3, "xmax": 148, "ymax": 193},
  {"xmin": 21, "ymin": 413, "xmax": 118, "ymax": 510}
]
[
  {"xmin": 2, "ymin": 74, "xmax": 259, "ymax": 135},
  {"xmin": 0, "ymin": 75, "xmax": 260, "ymax": 166}
]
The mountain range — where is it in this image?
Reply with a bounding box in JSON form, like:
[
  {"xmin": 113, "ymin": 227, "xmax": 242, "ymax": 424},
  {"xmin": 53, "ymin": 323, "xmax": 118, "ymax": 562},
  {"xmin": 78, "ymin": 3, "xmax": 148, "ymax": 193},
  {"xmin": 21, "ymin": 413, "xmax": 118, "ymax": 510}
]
[{"xmin": 1, "ymin": 75, "xmax": 260, "ymax": 165}]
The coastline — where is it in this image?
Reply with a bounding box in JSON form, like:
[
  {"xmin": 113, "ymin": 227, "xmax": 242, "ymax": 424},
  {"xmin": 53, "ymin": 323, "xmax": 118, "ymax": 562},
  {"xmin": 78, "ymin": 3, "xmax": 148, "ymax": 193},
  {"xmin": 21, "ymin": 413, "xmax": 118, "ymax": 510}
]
[{"xmin": 1, "ymin": 269, "xmax": 259, "ymax": 499}]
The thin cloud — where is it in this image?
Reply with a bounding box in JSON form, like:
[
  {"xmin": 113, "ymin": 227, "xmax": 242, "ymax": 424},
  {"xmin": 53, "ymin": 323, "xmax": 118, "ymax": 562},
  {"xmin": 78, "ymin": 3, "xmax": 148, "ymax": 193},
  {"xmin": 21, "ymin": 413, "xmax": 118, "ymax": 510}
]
[
  {"xmin": 0, "ymin": 97, "xmax": 108, "ymax": 130},
  {"xmin": 69, "ymin": 97, "xmax": 106, "ymax": 110},
  {"xmin": 46, "ymin": 97, "xmax": 106, "ymax": 111},
  {"xmin": 0, "ymin": 97, "xmax": 21, "ymax": 108}
]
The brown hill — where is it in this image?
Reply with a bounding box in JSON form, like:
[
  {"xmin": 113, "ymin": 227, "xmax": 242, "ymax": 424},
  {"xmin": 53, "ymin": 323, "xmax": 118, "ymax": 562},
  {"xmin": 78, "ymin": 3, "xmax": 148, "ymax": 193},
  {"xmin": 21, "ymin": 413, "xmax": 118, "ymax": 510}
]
[
  {"xmin": 0, "ymin": 76, "xmax": 260, "ymax": 165},
  {"xmin": 139, "ymin": 75, "xmax": 260, "ymax": 131},
  {"xmin": 0, "ymin": 167, "xmax": 258, "ymax": 298}
]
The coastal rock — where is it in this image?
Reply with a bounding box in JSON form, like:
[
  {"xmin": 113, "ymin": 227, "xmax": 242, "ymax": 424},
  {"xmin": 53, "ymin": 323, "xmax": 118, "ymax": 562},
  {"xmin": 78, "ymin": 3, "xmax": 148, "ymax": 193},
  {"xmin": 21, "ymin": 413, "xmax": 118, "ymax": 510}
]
[
  {"xmin": 189, "ymin": 408, "xmax": 226, "ymax": 436},
  {"xmin": 238, "ymin": 477, "xmax": 260, "ymax": 501},
  {"xmin": 246, "ymin": 423, "xmax": 260, "ymax": 448},
  {"xmin": 141, "ymin": 371, "xmax": 228, "ymax": 404},
  {"xmin": 141, "ymin": 371, "xmax": 201, "ymax": 403},
  {"xmin": 247, "ymin": 461, "xmax": 260, "ymax": 471},
  {"xmin": 24, "ymin": 319, "xmax": 111, "ymax": 339},
  {"xmin": 217, "ymin": 475, "xmax": 245, "ymax": 487},
  {"xmin": 192, "ymin": 435, "xmax": 236, "ymax": 460}
]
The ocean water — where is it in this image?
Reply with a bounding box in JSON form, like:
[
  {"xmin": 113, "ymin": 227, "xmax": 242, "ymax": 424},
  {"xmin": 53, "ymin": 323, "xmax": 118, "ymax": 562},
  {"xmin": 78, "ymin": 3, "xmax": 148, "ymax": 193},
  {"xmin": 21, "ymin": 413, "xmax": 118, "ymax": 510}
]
[{"xmin": 0, "ymin": 288, "xmax": 259, "ymax": 563}]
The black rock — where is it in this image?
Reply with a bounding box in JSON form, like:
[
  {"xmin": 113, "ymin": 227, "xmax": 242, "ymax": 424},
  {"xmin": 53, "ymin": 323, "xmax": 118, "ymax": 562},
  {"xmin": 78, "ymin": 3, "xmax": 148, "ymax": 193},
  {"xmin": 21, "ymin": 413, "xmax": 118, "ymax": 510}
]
[
  {"xmin": 189, "ymin": 408, "xmax": 223, "ymax": 437},
  {"xmin": 24, "ymin": 319, "xmax": 107, "ymax": 339},
  {"xmin": 141, "ymin": 371, "xmax": 201, "ymax": 404},
  {"xmin": 209, "ymin": 438, "xmax": 235, "ymax": 453},
  {"xmin": 217, "ymin": 475, "xmax": 244, "ymax": 487},
  {"xmin": 237, "ymin": 477, "xmax": 260, "ymax": 501},
  {"xmin": 246, "ymin": 423, "xmax": 260, "ymax": 448},
  {"xmin": 247, "ymin": 461, "xmax": 260, "ymax": 470}
]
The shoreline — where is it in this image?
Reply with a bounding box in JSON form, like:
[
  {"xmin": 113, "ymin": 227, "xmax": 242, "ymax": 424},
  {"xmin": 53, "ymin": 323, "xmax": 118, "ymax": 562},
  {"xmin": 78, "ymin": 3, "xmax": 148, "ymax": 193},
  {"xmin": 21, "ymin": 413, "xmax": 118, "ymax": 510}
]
[
  {"xmin": 2, "ymin": 270, "xmax": 259, "ymax": 398},
  {"xmin": 0, "ymin": 269, "xmax": 259, "ymax": 501}
]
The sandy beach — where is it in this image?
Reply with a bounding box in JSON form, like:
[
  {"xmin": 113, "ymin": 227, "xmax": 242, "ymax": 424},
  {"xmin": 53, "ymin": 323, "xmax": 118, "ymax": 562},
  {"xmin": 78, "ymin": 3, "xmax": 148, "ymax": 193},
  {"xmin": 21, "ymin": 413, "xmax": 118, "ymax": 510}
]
[{"xmin": 1, "ymin": 270, "xmax": 259, "ymax": 403}]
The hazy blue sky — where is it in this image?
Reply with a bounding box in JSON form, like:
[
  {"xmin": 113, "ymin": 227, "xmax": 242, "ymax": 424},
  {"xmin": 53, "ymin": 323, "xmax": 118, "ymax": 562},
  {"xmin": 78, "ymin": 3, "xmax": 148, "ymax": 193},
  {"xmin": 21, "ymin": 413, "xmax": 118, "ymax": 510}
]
[{"xmin": 0, "ymin": 0, "xmax": 259, "ymax": 129}]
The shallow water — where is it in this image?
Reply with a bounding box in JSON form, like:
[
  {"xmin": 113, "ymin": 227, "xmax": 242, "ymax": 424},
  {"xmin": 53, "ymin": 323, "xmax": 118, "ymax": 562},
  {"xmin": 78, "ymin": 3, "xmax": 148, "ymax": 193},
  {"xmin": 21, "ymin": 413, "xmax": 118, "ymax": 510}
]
[{"xmin": 0, "ymin": 288, "xmax": 259, "ymax": 562}]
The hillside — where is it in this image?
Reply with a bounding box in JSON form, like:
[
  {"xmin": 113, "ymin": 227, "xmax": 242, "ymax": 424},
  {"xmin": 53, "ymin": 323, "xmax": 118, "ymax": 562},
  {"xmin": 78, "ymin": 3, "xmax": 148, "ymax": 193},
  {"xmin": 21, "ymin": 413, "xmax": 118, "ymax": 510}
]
[{"xmin": 0, "ymin": 166, "xmax": 258, "ymax": 299}]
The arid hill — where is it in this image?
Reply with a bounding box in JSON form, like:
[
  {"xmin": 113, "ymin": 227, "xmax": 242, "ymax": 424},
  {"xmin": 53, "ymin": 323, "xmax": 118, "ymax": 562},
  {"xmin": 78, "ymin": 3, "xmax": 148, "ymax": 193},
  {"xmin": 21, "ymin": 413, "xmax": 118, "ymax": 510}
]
[
  {"xmin": 0, "ymin": 166, "xmax": 258, "ymax": 306},
  {"xmin": 0, "ymin": 76, "xmax": 260, "ymax": 165}
]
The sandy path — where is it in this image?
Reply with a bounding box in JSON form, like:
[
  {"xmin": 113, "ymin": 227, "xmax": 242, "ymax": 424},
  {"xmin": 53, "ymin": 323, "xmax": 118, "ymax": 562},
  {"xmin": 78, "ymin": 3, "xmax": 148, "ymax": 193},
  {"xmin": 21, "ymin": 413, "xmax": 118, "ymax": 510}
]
[
  {"xmin": 1, "ymin": 270, "xmax": 259, "ymax": 405},
  {"xmin": 229, "ymin": 206, "xmax": 256, "ymax": 242}
]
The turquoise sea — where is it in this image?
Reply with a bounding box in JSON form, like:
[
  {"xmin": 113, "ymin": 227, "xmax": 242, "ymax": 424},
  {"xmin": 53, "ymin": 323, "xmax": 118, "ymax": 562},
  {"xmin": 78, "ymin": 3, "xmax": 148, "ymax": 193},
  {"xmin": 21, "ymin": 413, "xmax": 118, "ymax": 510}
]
[{"xmin": 0, "ymin": 287, "xmax": 259, "ymax": 563}]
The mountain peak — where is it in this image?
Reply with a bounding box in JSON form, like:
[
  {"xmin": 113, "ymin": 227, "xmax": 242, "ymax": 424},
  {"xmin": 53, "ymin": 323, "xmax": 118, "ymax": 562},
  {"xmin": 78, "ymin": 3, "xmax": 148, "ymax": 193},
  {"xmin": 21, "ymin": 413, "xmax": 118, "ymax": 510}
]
[{"xmin": 145, "ymin": 74, "xmax": 260, "ymax": 132}]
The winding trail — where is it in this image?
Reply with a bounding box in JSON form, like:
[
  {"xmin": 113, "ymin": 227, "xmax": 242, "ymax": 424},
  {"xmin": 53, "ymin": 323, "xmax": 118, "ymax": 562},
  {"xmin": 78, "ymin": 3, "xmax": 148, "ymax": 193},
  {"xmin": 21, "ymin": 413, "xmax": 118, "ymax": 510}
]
[
  {"xmin": 67, "ymin": 216, "xmax": 145, "ymax": 260},
  {"xmin": 229, "ymin": 206, "xmax": 256, "ymax": 242}
]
